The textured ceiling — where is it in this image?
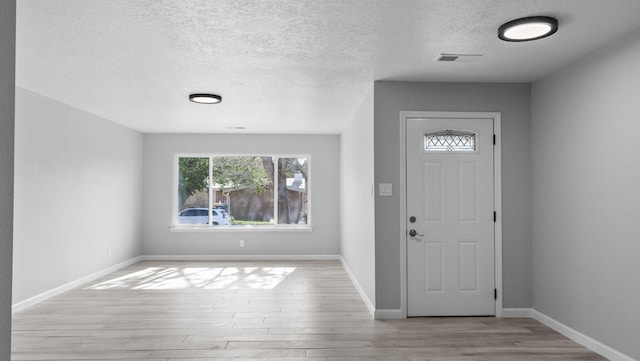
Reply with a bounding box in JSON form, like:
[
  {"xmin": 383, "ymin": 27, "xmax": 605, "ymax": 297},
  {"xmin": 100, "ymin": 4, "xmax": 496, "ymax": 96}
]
[{"xmin": 16, "ymin": 0, "xmax": 640, "ymax": 134}]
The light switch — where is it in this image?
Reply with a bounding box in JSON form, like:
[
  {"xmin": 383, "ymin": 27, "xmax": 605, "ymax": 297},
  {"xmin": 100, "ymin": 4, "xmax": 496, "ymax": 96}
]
[{"xmin": 379, "ymin": 183, "xmax": 393, "ymax": 196}]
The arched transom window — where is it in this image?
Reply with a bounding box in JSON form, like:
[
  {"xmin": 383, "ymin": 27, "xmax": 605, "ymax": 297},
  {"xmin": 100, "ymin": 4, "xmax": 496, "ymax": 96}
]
[{"xmin": 424, "ymin": 130, "xmax": 476, "ymax": 152}]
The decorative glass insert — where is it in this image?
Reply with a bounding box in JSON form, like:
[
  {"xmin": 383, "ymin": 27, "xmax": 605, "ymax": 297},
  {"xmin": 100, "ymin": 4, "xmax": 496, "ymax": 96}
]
[{"xmin": 424, "ymin": 130, "xmax": 476, "ymax": 152}]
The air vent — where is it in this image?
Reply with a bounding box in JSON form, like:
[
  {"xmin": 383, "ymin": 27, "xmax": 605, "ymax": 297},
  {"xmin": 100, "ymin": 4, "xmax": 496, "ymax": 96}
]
[
  {"xmin": 435, "ymin": 53, "xmax": 482, "ymax": 62},
  {"xmin": 438, "ymin": 55, "xmax": 459, "ymax": 62}
]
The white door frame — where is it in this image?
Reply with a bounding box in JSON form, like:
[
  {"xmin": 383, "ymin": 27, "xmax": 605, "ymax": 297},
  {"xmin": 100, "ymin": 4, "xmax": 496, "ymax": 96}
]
[{"xmin": 399, "ymin": 111, "xmax": 503, "ymax": 318}]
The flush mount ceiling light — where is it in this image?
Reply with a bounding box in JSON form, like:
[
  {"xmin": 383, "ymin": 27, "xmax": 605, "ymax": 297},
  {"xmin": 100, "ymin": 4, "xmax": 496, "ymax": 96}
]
[
  {"xmin": 189, "ymin": 93, "xmax": 222, "ymax": 104},
  {"xmin": 498, "ymin": 16, "xmax": 558, "ymax": 42}
]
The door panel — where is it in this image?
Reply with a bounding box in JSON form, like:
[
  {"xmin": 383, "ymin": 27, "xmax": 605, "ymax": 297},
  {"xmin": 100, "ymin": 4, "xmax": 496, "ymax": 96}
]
[
  {"xmin": 424, "ymin": 241, "xmax": 444, "ymax": 292},
  {"xmin": 459, "ymin": 241, "xmax": 478, "ymax": 292},
  {"xmin": 458, "ymin": 162, "xmax": 478, "ymax": 222},
  {"xmin": 424, "ymin": 163, "xmax": 443, "ymax": 222},
  {"xmin": 407, "ymin": 117, "xmax": 495, "ymax": 316}
]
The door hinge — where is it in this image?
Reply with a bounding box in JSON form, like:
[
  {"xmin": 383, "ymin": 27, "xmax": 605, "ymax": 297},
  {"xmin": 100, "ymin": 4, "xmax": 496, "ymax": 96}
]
[
  {"xmin": 494, "ymin": 211, "xmax": 497, "ymax": 222},
  {"xmin": 494, "ymin": 288, "xmax": 497, "ymax": 300},
  {"xmin": 493, "ymin": 134, "xmax": 496, "ymax": 145}
]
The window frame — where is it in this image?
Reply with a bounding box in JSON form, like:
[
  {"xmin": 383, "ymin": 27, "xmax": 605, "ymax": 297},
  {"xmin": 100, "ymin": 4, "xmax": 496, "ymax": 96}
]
[{"xmin": 171, "ymin": 153, "xmax": 312, "ymax": 232}]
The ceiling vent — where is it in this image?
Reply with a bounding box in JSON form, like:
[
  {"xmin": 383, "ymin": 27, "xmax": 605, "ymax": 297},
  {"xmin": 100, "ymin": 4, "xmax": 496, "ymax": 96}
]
[{"xmin": 435, "ymin": 53, "xmax": 482, "ymax": 63}]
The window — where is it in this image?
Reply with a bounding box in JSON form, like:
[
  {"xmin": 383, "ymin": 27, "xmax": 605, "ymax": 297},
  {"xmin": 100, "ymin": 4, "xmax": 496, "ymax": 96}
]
[
  {"xmin": 424, "ymin": 130, "xmax": 476, "ymax": 152},
  {"xmin": 175, "ymin": 155, "xmax": 309, "ymax": 229}
]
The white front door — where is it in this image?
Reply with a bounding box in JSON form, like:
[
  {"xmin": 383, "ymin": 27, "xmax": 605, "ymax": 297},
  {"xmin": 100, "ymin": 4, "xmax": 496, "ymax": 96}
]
[{"xmin": 406, "ymin": 116, "xmax": 495, "ymax": 316}]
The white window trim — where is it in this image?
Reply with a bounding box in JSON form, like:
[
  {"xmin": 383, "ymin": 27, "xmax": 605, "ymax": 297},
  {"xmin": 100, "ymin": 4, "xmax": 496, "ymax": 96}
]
[
  {"xmin": 171, "ymin": 153, "xmax": 312, "ymax": 232},
  {"xmin": 169, "ymin": 225, "xmax": 314, "ymax": 233}
]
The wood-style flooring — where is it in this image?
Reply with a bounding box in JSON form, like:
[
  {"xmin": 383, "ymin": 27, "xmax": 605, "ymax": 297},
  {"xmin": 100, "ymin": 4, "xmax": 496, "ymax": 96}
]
[{"xmin": 12, "ymin": 260, "xmax": 607, "ymax": 360}]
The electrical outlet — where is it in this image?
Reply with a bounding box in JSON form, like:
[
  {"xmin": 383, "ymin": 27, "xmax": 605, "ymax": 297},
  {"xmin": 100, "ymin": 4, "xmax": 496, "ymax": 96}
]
[
  {"xmin": 108, "ymin": 248, "xmax": 112, "ymax": 258},
  {"xmin": 239, "ymin": 240, "xmax": 245, "ymax": 248}
]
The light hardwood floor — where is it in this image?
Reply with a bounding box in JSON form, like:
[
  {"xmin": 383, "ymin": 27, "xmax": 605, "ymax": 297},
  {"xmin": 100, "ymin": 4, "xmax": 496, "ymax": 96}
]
[{"xmin": 12, "ymin": 260, "xmax": 606, "ymax": 360}]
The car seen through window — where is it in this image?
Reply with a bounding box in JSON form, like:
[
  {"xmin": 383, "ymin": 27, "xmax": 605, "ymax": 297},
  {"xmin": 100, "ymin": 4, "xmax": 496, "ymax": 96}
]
[{"xmin": 177, "ymin": 207, "xmax": 231, "ymax": 225}]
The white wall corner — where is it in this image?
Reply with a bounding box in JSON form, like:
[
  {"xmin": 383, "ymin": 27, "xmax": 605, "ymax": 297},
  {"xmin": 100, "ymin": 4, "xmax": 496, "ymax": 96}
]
[
  {"xmin": 502, "ymin": 308, "xmax": 533, "ymax": 318},
  {"xmin": 531, "ymin": 309, "xmax": 636, "ymax": 361},
  {"xmin": 339, "ymin": 256, "xmax": 375, "ymax": 317},
  {"xmin": 12, "ymin": 256, "xmax": 143, "ymax": 313}
]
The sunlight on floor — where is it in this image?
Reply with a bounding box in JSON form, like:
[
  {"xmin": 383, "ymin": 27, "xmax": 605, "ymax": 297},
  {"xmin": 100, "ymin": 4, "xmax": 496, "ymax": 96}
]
[{"xmin": 85, "ymin": 266, "xmax": 297, "ymax": 290}]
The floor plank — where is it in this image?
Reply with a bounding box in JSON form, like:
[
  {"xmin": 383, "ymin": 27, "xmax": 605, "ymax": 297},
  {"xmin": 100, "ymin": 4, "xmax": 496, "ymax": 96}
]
[{"xmin": 12, "ymin": 260, "xmax": 607, "ymax": 360}]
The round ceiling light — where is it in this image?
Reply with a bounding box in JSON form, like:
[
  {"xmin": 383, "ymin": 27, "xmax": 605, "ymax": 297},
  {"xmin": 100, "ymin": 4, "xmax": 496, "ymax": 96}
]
[
  {"xmin": 498, "ymin": 16, "xmax": 558, "ymax": 42},
  {"xmin": 189, "ymin": 93, "xmax": 222, "ymax": 104}
]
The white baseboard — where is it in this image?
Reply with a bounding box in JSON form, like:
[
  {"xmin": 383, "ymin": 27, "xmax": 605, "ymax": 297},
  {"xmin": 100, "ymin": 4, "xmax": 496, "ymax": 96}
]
[
  {"xmin": 12, "ymin": 256, "xmax": 142, "ymax": 313},
  {"xmin": 140, "ymin": 254, "xmax": 341, "ymax": 261},
  {"xmin": 531, "ymin": 309, "xmax": 636, "ymax": 361},
  {"xmin": 502, "ymin": 308, "xmax": 533, "ymax": 318},
  {"xmin": 338, "ymin": 256, "xmax": 375, "ymax": 317},
  {"xmin": 374, "ymin": 309, "xmax": 405, "ymax": 319}
]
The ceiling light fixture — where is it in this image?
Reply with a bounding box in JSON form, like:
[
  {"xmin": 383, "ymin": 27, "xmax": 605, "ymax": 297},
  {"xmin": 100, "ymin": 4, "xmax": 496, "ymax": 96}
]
[
  {"xmin": 498, "ymin": 16, "xmax": 558, "ymax": 42},
  {"xmin": 189, "ymin": 93, "xmax": 222, "ymax": 104}
]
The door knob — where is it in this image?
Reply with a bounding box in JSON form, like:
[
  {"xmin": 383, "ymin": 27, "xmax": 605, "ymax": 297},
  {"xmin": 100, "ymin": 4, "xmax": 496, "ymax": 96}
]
[{"xmin": 409, "ymin": 229, "xmax": 424, "ymax": 237}]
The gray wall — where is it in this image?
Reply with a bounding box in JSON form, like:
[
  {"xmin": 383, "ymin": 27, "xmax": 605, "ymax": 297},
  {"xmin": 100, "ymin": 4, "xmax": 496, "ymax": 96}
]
[
  {"xmin": 374, "ymin": 81, "xmax": 532, "ymax": 310},
  {"xmin": 13, "ymin": 88, "xmax": 144, "ymax": 304},
  {"xmin": 531, "ymin": 26, "xmax": 640, "ymax": 360},
  {"xmin": 340, "ymin": 86, "xmax": 375, "ymax": 306},
  {"xmin": 142, "ymin": 134, "xmax": 340, "ymax": 256},
  {"xmin": 0, "ymin": 1, "xmax": 16, "ymax": 358}
]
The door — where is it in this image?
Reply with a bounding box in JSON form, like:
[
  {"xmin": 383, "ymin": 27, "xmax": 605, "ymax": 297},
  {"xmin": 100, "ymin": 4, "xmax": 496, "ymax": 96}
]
[{"xmin": 406, "ymin": 117, "xmax": 495, "ymax": 316}]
